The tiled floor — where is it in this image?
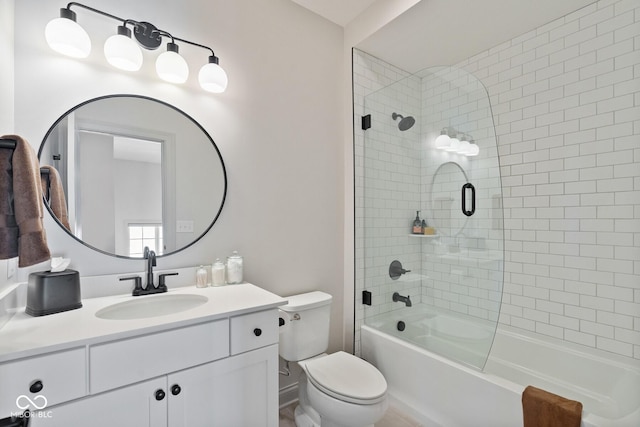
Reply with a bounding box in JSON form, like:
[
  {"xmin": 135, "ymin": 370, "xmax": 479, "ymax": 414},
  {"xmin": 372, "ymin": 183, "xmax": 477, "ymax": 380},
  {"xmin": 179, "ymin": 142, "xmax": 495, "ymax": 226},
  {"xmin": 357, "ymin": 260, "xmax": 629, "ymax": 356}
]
[{"xmin": 279, "ymin": 402, "xmax": 422, "ymax": 427}]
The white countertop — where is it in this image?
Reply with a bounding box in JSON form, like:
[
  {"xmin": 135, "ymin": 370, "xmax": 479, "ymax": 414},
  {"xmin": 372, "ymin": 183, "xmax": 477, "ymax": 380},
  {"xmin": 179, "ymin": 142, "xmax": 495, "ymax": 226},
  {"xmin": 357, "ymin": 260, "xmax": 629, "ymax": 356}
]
[{"xmin": 0, "ymin": 283, "xmax": 287, "ymax": 363}]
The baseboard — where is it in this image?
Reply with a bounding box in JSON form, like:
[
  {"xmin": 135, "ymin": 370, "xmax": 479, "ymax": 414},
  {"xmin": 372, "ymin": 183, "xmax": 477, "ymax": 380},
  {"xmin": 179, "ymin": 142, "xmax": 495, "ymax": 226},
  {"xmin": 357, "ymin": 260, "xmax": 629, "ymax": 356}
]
[{"xmin": 279, "ymin": 382, "xmax": 299, "ymax": 409}]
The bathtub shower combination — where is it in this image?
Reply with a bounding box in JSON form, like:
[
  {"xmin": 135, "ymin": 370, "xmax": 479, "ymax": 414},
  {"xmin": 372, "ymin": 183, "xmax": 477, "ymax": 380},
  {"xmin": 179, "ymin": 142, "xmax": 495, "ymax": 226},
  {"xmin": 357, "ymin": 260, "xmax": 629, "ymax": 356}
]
[{"xmin": 356, "ymin": 64, "xmax": 640, "ymax": 426}]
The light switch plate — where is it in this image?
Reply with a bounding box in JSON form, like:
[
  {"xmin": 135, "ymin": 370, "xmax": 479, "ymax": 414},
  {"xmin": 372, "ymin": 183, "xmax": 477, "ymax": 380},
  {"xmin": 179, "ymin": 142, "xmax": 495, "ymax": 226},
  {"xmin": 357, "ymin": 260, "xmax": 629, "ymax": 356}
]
[{"xmin": 176, "ymin": 220, "xmax": 194, "ymax": 233}]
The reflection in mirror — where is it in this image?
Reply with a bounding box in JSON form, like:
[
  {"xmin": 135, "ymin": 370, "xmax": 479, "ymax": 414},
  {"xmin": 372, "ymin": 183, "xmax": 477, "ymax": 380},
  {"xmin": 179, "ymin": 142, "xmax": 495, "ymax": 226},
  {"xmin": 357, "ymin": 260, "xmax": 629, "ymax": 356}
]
[
  {"xmin": 429, "ymin": 161, "xmax": 468, "ymax": 237},
  {"xmin": 39, "ymin": 95, "xmax": 226, "ymax": 259}
]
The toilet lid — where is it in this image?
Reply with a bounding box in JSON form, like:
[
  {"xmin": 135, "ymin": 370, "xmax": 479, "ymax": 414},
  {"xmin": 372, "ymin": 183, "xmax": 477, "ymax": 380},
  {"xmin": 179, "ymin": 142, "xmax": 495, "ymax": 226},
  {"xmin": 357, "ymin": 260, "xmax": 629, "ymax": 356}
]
[{"xmin": 303, "ymin": 351, "xmax": 387, "ymax": 404}]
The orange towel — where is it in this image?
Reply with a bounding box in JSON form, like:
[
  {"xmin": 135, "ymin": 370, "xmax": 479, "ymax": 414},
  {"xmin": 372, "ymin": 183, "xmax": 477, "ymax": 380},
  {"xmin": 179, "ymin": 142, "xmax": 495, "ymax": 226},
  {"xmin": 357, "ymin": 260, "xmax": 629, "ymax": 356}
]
[
  {"xmin": 40, "ymin": 165, "xmax": 71, "ymax": 231},
  {"xmin": 0, "ymin": 134, "xmax": 51, "ymax": 267},
  {"xmin": 522, "ymin": 385, "xmax": 582, "ymax": 427}
]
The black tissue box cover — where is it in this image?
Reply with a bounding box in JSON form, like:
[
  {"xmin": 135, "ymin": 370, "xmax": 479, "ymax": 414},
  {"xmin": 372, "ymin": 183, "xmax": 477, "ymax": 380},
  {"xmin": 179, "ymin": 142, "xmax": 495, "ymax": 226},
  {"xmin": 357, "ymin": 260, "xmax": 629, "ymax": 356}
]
[{"xmin": 26, "ymin": 269, "xmax": 82, "ymax": 316}]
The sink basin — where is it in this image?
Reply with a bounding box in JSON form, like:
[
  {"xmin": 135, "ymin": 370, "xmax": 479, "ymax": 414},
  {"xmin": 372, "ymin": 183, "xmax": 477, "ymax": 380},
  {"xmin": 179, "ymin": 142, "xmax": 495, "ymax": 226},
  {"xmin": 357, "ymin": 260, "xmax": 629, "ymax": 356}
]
[{"xmin": 95, "ymin": 294, "xmax": 208, "ymax": 320}]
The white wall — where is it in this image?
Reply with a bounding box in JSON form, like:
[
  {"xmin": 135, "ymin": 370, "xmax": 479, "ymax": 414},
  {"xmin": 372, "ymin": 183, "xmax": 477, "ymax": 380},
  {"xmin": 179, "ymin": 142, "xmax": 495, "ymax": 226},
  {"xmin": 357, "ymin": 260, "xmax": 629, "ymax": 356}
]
[
  {"xmin": 354, "ymin": 0, "xmax": 640, "ymax": 361},
  {"xmin": 0, "ymin": 0, "xmax": 15, "ymax": 292}
]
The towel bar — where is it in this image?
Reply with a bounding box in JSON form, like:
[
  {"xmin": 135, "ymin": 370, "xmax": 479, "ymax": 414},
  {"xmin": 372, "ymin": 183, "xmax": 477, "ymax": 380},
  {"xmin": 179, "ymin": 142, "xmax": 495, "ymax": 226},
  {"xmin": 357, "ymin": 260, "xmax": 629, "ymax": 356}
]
[{"xmin": 0, "ymin": 138, "xmax": 17, "ymax": 149}]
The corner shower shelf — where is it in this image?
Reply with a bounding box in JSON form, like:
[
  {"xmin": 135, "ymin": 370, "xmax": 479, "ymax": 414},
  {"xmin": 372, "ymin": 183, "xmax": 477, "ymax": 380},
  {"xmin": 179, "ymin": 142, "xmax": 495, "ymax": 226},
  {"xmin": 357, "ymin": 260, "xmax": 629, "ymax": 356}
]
[{"xmin": 408, "ymin": 234, "xmax": 440, "ymax": 238}]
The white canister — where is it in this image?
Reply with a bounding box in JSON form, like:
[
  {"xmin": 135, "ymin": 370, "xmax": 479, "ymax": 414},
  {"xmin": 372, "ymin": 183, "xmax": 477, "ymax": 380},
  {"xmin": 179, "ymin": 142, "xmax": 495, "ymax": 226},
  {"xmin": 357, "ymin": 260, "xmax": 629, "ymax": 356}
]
[
  {"xmin": 196, "ymin": 265, "xmax": 208, "ymax": 288},
  {"xmin": 211, "ymin": 258, "xmax": 225, "ymax": 286},
  {"xmin": 226, "ymin": 251, "xmax": 243, "ymax": 284}
]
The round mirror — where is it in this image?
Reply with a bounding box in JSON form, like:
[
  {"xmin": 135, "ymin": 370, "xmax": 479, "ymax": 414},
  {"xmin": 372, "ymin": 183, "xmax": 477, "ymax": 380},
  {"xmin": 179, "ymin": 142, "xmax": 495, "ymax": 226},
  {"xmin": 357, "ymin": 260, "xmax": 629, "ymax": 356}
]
[
  {"xmin": 429, "ymin": 161, "xmax": 468, "ymax": 236},
  {"xmin": 39, "ymin": 94, "xmax": 227, "ymax": 259}
]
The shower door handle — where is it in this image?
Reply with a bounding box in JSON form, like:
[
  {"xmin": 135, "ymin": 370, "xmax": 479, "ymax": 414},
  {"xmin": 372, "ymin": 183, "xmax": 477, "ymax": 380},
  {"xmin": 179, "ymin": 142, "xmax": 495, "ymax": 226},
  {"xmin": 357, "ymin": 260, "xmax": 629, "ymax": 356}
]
[{"xmin": 461, "ymin": 183, "xmax": 475, "ymax": 217}]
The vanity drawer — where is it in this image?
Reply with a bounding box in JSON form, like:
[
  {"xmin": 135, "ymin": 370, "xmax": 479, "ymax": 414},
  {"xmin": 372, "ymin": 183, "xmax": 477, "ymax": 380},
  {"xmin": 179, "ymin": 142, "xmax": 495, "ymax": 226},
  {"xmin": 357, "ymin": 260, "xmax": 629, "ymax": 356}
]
[
  {"xmin": 230, "ymin": 309, "xmax": 278, "ymax": 355},
  {"xmin": 89, "ymin": 319, "xmax": 229, "ymax": 394},
  {"xmin": 0, "ymin": 347, "xmax": 86, "ymax": 415}
]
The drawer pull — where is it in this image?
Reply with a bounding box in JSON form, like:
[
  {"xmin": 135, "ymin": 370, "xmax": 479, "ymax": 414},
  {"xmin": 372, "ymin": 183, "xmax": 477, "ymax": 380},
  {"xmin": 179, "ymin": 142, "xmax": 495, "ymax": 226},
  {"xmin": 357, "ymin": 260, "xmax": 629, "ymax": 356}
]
[
  {"xmin": 171, "ymin": 384, "xmax": 182, "ymax": 396},
  {"xmin": 29, "ymin": 380, "xmax": 44, "ymax": 393},
  {"xmin": 155, "ymin": 389, "xmax": 166, "ymax": 401},
  {"xmin": 253, "ymin": 328, "xmax": 262, "ymax": 337}
]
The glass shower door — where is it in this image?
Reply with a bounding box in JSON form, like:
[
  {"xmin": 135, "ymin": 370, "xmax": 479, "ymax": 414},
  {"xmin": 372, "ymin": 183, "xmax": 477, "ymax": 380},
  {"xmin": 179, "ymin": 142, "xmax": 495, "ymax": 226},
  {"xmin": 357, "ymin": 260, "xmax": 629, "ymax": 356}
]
[{"xmin": 361, "ymin": 66, "xmax": 504, "ymax": 370}]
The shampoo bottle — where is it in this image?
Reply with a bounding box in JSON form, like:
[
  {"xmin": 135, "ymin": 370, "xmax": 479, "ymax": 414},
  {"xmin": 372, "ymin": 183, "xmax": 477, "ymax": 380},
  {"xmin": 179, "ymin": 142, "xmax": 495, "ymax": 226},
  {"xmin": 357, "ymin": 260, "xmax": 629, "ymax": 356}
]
[{"xmin": 412, "ymin": 211, "xmax": 423, "ymax": 234}]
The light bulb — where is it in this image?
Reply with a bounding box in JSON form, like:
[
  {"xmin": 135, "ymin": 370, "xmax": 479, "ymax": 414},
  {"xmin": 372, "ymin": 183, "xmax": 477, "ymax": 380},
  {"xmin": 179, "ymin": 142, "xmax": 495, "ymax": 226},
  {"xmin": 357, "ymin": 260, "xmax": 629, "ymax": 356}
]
[
  {"xmin": 156, "ymin": 42, "xmax": 189, "ymax": 84},
  {"xmin": 446, "ymin": 136, "xmax": 461, "ymax": 152},
  {"xmin": 465, "ymin": 143, "xmax": 480, "ymax": 156},
  {"xmin": 45, "ymin": 8, "xmax": 91, "ymax": 58},
  {"xmin": 104, "ymin": 26, "xmax": 143, "ymax": 71},
  {"xmin": 458, "ymin": 139, "xmax": 470, "ymax": 154},
  {"xmin": 198, "ymin": 56, "xmax": 228, "ymax": 93},
  {"xmin": 434, "ymin": 131, "xmax": 450, "ymax": 150}
]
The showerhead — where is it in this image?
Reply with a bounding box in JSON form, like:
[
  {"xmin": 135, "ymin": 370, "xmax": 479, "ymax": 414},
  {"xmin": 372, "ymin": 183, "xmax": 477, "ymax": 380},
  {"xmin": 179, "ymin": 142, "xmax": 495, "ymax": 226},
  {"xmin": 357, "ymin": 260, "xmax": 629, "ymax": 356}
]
[{"xmin": 392, "ymin": 112, "xmax": 415, "ymax": 131}]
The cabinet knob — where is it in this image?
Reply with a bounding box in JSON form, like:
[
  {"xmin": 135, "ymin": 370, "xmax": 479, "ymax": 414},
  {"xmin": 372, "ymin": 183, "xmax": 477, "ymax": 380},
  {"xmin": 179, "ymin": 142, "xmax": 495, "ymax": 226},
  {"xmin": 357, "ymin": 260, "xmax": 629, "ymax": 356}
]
[
  {"xmin": 29, "ymin": 380, "xmax": 44, "ymax": 393},
  {"xmin": 171, "ymin": 384, "xmax": 182, "ymax": 396},
  {"xmin": 155, "ymin": 389, "xmax": 166, "ymax": 401},
  {"xmin": 253, "ymin": 328, "xmax": 262, "ymax": 337}
]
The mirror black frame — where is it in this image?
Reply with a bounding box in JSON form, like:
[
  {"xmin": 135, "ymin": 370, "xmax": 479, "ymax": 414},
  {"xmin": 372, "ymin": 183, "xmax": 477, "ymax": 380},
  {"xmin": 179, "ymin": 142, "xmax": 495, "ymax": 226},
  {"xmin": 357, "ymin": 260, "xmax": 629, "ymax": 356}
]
[{"xmin": 38, "ymin": 94, "xmax": 227, "ymax": 259}]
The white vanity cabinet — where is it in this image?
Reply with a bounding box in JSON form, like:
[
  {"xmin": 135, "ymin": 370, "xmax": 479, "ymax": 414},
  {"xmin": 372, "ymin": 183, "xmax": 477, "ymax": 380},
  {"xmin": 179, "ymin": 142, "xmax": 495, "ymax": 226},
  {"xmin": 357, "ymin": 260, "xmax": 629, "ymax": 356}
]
[
  {"xmin": 167, "ymin": 344, "xmax": 278, "ymax": 427},
  {"xmin": 22, "ymin": 308, "xmax": 280, "ymax": 427}
]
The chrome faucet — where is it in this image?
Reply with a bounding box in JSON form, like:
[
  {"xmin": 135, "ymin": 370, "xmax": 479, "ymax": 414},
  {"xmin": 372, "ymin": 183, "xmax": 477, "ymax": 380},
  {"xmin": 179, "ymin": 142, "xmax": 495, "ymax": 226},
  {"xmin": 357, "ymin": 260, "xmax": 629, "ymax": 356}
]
[
  {"xmin": 393, "ymin": 292, "xmax": 412, "ymax": 307},
  {"xmin": 144, "ymin": 246, "xmax": 156, "ymax": 289}
]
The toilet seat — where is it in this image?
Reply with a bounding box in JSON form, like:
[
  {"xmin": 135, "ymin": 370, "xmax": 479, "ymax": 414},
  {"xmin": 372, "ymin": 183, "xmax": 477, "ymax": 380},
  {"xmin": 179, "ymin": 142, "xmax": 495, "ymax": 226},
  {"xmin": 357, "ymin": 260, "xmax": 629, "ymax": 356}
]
[{"xmin": 301, "ymin": 351, "xmax": 387, "ymax": 405}]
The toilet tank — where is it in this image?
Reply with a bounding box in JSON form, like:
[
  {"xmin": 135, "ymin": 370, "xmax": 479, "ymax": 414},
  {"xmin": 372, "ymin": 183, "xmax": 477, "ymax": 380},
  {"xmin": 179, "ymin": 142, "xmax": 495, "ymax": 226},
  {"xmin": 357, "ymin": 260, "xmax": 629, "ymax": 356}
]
[{"xmin": 279, "ymin": 291, "xmax": 332, "ymax": 362}]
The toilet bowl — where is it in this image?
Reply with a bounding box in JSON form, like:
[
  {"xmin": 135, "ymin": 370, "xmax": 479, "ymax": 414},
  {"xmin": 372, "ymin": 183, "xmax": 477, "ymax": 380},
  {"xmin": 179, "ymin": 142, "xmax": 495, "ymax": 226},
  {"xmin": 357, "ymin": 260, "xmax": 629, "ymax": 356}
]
[
  {"xmin": 279, "ymin": 292, "xmax": 388, "ymax": 427},
  {"xmin": 296, "ymin": 352, "xmax": 388, "ymax": 427}
]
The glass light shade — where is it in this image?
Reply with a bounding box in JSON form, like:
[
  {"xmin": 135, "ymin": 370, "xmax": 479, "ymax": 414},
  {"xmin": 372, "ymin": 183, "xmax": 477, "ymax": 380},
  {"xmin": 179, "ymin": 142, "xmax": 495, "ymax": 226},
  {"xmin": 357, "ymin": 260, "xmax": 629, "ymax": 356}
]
[
  {"xmin": 104, "ymin": 34, "xmax": 143, "ymax": 71},
  {"xmin": 199, "ymin": 62, "xmax": 228, "ymax": 93},
  {"xmin": 465, "ymin": 143, "xmax": 480, "ymax": 156},
  {"xmin": 156, "ymin": 50, "xmax": 189, "ymax": 84},
  {"xmin": 446, "ymin": 137, "xmax": 461, "ymax": 152},
  {"xmin": 458, "ymin": 139, "xmax": 471, "ymax": 154},
  {"xmin": 434, "ymin": 133, "xmax": 451, "ymax": 150},
  {"xmin": 45, "ymin": 17, "xmax": 91, "ymax": 58}
]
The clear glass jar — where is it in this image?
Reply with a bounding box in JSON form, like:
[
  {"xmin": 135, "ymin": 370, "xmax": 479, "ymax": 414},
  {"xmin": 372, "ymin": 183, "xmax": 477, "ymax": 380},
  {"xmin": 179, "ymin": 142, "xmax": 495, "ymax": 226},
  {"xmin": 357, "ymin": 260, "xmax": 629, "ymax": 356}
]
[
  {"xmin": 211, "ymin": 258, "xmax": 226, "ymax": 286},
  {"xmin": 226, "ymin": 251, "xmax": 243, "ymax": 284},
  {"xmin": 196, "ymin": 265, "xmax": 208, "ymax": 288}
]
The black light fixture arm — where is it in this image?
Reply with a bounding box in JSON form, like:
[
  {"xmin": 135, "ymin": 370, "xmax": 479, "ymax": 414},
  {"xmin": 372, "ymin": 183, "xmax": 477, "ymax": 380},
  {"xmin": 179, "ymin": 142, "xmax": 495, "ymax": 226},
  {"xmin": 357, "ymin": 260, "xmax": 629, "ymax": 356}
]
[
  {"xmin": 62, "ymin": 2, "xmax": 217, "ymax": 58},
  {"xmin": 66, "ymin": 2, "xmax": 125, "ymax": 23}
]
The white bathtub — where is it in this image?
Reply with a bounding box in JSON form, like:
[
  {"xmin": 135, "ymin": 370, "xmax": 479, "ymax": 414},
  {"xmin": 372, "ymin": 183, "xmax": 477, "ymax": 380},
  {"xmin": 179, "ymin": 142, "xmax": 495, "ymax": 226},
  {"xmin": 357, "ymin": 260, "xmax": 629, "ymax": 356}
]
[{"xmin": 361, "ymin": 308, "xmax": 640, "ymax": 427}]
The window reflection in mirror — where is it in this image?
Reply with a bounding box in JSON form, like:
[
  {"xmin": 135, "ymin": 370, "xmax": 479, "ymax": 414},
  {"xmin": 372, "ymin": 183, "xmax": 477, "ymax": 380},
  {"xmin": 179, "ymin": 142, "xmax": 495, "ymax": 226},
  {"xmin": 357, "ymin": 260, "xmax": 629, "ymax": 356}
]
[{"xmin": 39, "ymin": 95, "xmax": 226, "ymax": 259}]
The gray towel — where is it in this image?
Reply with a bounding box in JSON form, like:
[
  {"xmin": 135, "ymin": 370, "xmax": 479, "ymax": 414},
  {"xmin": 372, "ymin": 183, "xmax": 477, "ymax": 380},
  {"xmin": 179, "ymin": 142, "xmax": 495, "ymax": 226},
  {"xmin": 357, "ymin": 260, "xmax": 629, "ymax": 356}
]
[{"xmin": 0, "ymin": 134, "xmax": 51, "ymax": 267}]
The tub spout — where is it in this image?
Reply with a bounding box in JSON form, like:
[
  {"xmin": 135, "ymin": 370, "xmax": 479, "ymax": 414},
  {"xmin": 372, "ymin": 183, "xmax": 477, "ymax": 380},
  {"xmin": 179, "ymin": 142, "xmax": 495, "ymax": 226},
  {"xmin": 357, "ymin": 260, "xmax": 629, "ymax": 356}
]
[{"xmin": 393, "ymin": 292, "xmax": 412, "ymax": 307}]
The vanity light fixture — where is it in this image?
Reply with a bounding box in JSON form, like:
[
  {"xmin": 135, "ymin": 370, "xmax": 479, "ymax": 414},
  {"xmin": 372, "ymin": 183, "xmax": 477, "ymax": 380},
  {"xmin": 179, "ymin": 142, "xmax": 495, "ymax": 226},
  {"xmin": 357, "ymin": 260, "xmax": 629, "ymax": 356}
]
[
  {"xmin": 45, "ymin": 2, "xmax": 228, "ymax": 93},
  {"xmin": 434, "ymin": 128, "xmax": 480, "ymax": 156}
]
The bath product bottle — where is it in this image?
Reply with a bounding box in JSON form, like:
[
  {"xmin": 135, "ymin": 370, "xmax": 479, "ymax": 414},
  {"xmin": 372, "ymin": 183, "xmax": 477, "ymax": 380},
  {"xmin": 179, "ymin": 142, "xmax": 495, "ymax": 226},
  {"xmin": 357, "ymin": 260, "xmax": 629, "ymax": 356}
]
[
  {"xmin": 226, "ymin": 251, "xmax": 243, "ymax": 284},
  {"xmin": 412, "ymin": 211, "xmax": 423, "ymax": 234},
  {"xmin": 196, "ymin": 265, "xmax": 208, "ymax": 288},
  {"xmin": 212, "ymin": 258, "xmax": 225, "ymax": 286}
]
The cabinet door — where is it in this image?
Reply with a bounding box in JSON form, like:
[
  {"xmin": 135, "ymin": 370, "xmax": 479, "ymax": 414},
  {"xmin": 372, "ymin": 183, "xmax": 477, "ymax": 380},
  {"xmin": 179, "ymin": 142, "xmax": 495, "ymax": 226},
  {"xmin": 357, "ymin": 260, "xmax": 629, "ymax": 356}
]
[
  {"xmin": 29, "ymin": 377, "xmax": 168, "ymax": 427},
  {"xmin": 168, "ymin": 344, "xmax": 278, "ymax": 427}
]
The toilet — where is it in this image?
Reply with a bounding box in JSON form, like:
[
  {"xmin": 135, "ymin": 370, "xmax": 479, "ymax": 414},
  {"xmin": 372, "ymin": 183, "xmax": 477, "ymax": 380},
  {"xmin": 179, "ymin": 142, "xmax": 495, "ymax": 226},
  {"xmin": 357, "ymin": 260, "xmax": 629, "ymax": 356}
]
[{"xmin": 279, "ymin": 291, "xmax": 388, "ymax": 427}]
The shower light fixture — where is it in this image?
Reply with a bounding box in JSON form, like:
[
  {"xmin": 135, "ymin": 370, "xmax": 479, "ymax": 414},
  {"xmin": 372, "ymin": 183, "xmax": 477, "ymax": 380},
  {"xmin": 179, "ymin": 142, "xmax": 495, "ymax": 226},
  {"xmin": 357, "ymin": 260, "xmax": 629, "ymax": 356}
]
[
  {"xmin": 434, "ymin": 128, "xmax": 480, "ymax": 156},
  {"xmin": 45, "ymin": 2, "xmax": 228, "ymax": 93}
]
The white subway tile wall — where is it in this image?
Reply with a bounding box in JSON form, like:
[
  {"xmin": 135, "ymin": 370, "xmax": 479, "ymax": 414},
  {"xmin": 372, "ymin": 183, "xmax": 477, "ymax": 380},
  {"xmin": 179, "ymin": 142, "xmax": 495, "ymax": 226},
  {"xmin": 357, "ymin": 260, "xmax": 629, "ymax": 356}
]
[{"xmin": 354, "ymin": 0, "xmax": 640, "ymax": 360}]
